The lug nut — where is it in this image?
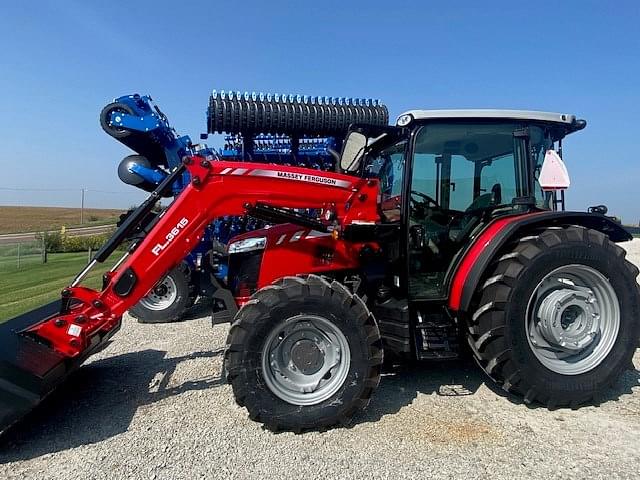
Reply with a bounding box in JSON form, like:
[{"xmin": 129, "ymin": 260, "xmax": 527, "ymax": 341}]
[
  {"xmin": 182, "ymin": 156, "xmax": 192, "ymax": 165},
  {"xmin": 92, "ymin": 299, "xmax": 104, "ymax": 309},
  {"xmin": 192, "ymin": 176, "xmax": 201, "ymax": 186},
  {"xmin": 75, "ymin": 315, "xmax": 86, "ymax": 324},
  {"xmin": 54, "ymin": 319, "xmax": 66, "ymax": 327},
  {"xmin": 69, "ymin": 338, "xmax": 79, "ymax": 347},
  {"xmin": 200, "ymin": 159, "xmax": 210, "ymax": 168}
]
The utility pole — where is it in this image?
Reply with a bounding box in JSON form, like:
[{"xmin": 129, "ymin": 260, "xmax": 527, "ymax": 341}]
[{"xmin": 80, "ymin": 188, "xmax": 85, "ymax": 225}]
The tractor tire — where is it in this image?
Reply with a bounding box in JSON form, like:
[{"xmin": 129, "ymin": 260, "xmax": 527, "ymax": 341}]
[
  {"xmin": 467, "ymin": 226, "xmax": 640, "ymax": 407},
  {"xmin": 129, "ymin": 265, "xmax": 194, "ymax": 324},
  {"xmin": 224, "ymin": 274, "xmax": 383, "ymax": 432}
]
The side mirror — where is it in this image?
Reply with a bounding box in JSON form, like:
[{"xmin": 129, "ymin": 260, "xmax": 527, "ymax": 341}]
[{"xmin": 340, "ymin": 132, "xmax": 367, "ymax": 172}]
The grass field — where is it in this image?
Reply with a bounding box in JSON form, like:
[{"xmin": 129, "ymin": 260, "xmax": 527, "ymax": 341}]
[
  {"xmin": 0, "ymin": 252, "xmax": 113, "ymax": 323},
  {"xmin": 0, "ymin": 206, "xmax": 123, "ymax": 234}
]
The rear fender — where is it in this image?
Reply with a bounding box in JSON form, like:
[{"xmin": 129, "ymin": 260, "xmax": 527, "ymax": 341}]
[{"xmin": 449, "ymin": 211, "xmax": 631, "ymax": 313}]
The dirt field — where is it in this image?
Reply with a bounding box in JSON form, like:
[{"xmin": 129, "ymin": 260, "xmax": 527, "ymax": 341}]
[
  {"xmin": 0, "ymin": 240, "xmax": 639, "ymax": 479},
  {"xmin": 0, "ymin": 206, "xmax": 122, "ymax": 234}
]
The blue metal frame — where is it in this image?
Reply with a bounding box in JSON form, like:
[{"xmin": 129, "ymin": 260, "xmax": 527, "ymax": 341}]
[{"xmin": 106, "ymin": 94, "xmax": 218, "ymax": 194}]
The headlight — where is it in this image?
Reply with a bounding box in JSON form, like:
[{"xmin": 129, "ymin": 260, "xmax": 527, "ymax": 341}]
[
  {"xmin": 228, "ymin": 237, "xmax": 267, "ymax": 254},
  {"xmin": 396, "ymin": 113, "xmax": 413, "ymax": 127}
]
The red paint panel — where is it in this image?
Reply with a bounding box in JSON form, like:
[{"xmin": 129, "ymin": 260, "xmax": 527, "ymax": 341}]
[
  {"xmin": 448, "ymin": 213, "xmax": 539, "ymax": 311},
  {"xmin": 257, "ymin": 230, "xmax": 370, "ymax": 288}
]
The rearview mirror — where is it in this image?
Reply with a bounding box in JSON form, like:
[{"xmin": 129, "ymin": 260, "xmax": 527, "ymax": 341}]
[{"xmin": 340, "ymin": 132, "xmax": 367, "ymax": 172}]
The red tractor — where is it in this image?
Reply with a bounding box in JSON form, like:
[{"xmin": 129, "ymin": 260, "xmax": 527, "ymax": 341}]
[{"xmin": 1, "ymin": 108, "xmax": 638, "ymax": 434}]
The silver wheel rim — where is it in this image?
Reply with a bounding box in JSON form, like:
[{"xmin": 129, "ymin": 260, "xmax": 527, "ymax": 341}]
[
  {"xmin": 139, "ymin": 276, "xmax": 178, "ymax": 311},
  {"xmin": 261, "ymin": 314, "xmax": 351, "ymax": 406},
  {"xmin": 526, "ymin": 264, "xmax": 620, "ymax": 375}
]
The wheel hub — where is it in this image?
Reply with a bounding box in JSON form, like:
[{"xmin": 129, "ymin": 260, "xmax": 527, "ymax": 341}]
[
  {"xmin": 537, "ymin": 288, "xmax": 599, "ymax": 351},
  {"xmin": 138, "ymin": 275, "xmax": 178, "ymax": 311},
  {"xmin": 154, "ymin": 284, "xmax": 169, "ymax": 297},
  {"xmin": 261, "ymin": 315, "xmax": 351, "ymax": 406},
  {"xmin": 526, "ymin": 264, "xmax": 620, "ymax": 375},
  {"xmin": 290, "ymin": 340, "xmax": 324, "ymax": 374}
]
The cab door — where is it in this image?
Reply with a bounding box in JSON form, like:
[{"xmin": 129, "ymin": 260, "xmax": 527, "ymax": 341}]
[{"xmin": 406, "ymin": 121, "xmax": 524, "ymax": 299}]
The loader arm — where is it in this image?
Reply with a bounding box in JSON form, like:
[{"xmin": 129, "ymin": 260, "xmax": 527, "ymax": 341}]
[{"xmin": 23, "ymin": 158, "xmax": 381, "ymax": 359}]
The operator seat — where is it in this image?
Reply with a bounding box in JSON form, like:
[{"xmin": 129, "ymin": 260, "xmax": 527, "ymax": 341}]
[{"xmin": 448, "ymin": 183, "xmax": 502, "ymax": 243}]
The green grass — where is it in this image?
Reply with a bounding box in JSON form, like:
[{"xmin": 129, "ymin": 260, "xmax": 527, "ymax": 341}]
[{"xmin": 0, "ymin": 252, "xmax": 113, "ymax": 323}]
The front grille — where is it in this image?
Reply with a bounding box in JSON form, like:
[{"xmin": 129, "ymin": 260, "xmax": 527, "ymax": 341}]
[{"xmin": 227, "ymin": 250, "xmax": 264, "ymax": 297}]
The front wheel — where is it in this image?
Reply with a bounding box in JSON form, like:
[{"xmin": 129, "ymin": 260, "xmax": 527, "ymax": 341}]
[
  {"xmin": 224, "ymin": 275, "xmax": 383, "ymax": 431},
  {"xmin": 468, "ymin": 226, "xmax": 640, "ymax": 407}
]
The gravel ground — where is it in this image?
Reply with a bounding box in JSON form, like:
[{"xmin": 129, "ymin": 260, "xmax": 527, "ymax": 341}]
[{"xmin": 1, "ymin": 240, "xmax": 640, "ymax": 479}]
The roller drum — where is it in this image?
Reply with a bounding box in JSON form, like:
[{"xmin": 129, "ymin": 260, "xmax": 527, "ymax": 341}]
[{"xmin": 208, "ymin": 91, "xmax": 389, "ymax": 135}]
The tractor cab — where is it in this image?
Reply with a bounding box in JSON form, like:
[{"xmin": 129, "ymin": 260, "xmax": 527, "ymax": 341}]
[{"xmin": 342, "ymin": 110, "xmax": 587, "ymax": 300}]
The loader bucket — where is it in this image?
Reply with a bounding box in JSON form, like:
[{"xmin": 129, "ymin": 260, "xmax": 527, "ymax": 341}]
[
  {"xmin": 0, "ymin": 164, "xmax": 182, "ymax": 436},
  {"xmin": 0, "ymin": 301, "xmax": 121, "ymax": 434}
]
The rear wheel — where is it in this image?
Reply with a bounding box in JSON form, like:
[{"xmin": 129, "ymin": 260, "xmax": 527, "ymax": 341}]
[
  {"xmin": 129, "ymin": 265, "xmax": 194, "ymax": 323},
  {"xmin": 467, "ymin": 226, "xmax": 640, "ymax": 407},
  {"xmin": 224, "ymin": 275, "xmax": 383, "ymax": 431}
]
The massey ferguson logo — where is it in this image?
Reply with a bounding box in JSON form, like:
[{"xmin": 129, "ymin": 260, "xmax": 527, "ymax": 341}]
[
  {"xmin": 244, "ymin": 169, "xmax": 352, "ymax": 188},
  {"xmin": 152, "ymin": 217, "xmax": 189, "ymax": 256},
  {"xmin": 275, "ymin": 171, "xmax": 338, "ymax": 186}
]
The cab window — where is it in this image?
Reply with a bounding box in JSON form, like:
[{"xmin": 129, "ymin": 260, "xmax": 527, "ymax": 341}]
[
  {"xmin": 478, "ymin": 153, "xmax": 517, "ymax": 206},
  {"xmin": 364, "ymin": 139, "xmax": 407, "ymax": 222}
]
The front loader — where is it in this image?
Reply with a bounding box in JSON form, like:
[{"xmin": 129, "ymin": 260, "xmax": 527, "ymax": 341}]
[
  {"xmin": 1, "ymin": 101, "xmax": 639, "ymax": 434},
  {"xmin": 99, "ymin": 92, "xmax": 389, "ymax": 323}
]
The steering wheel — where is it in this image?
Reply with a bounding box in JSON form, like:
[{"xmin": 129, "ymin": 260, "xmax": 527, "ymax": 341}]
[{"xmin": 410, "ymin": 190, "xmax": 440, "ymax": 209}]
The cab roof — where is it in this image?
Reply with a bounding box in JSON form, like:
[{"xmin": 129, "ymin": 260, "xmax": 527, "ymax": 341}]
[{"xmin": 396, "ymin": 109, "xmax": 584, "ymax": 131}]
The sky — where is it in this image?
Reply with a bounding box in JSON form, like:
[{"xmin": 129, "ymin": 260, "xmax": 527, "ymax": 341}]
[{"xmin": 0, "ymin": 1, "xmax": 638, "ymax": 222}]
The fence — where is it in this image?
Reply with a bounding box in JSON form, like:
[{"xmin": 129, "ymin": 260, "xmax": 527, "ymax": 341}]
[{"xmin": 0, "ymin": 240, "xmax": 95, "ymax": 272}]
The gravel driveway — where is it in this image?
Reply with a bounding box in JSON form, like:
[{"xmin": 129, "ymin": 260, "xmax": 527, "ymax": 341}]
[{"xmin": 1, "ymin": 240, "xmax": 639, "ymax": 480}]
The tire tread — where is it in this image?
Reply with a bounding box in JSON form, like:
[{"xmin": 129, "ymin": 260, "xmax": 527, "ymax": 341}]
[
  {"xmin": 467, "ymin": 225, "xmax": 639, "ymax": 408},
  {"xmin": 224, "ymin": 274, "xmax": 382, "ymax": 431}
]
